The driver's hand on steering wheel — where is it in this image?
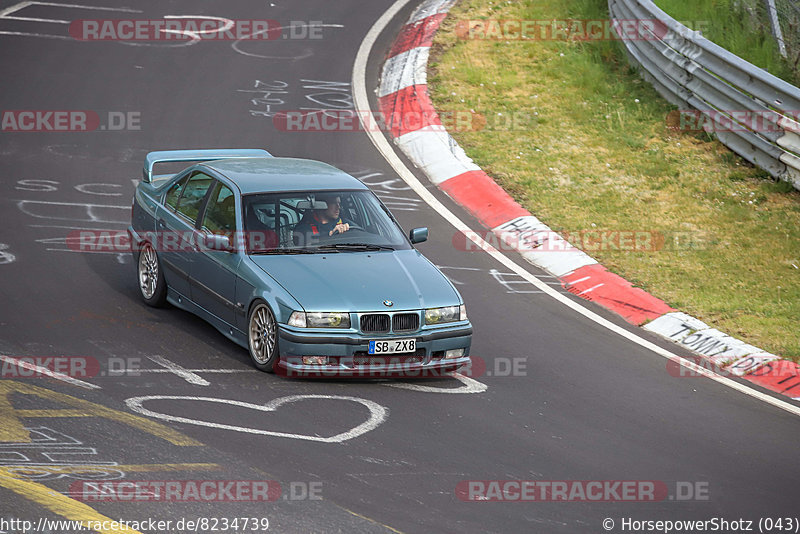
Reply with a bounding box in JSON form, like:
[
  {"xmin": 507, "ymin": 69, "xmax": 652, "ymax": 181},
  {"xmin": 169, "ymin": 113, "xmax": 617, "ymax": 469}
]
[{"xmin": 329, "ymin": 222, "xmax": 350, "ymax": 236}]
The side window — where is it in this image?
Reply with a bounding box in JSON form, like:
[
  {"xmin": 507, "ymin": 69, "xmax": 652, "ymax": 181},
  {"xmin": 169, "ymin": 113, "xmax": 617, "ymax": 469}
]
[
  {"xmin": 164, "ymin": 175, "xmax": 188, "ymax": 210},
  {"xmin": 174, "ymin": 172, "xmax": 213, "ymax": 223},
  {"xmin": 202, "ymin": 182, "xmax": 236, "ymax": 236},
  {"xmin": 348, "ymin": 194, "xmax": 370, "ymax": 229}
]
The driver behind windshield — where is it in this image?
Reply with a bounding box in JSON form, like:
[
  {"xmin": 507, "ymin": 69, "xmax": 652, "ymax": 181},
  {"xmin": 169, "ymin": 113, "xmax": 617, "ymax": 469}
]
[{"xmin": 294, "ymin": 194, "xmax": 354, "ymax": 244}]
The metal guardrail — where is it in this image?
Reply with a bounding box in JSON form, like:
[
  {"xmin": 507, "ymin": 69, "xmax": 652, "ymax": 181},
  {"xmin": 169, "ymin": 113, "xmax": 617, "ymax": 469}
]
[{"xmin": 609, "ymin": 0, "xmax": 800, "ymax": 190}]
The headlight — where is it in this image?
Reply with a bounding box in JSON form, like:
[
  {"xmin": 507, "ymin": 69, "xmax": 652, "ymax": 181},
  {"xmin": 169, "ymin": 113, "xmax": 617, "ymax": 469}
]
[
  {"xmin": 288, "ymin": 311, "xmax": 350, "ymax": 328},
  {"xmin": 425, "ymin": 305, "xmax": 463, "ymax": 324},
  {"xmin": 288, "ymin": 311, "xmax": 306, "ymax": 328}
]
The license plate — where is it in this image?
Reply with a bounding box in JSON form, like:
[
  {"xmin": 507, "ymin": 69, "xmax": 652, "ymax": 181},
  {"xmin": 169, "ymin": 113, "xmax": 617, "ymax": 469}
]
[{"xmin": 368, "ymin": 338, "xmax": 416, "ymax": 355}]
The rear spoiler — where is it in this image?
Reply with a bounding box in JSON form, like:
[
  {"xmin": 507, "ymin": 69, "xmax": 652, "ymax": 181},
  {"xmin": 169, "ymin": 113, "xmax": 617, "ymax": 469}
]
[{"xmin": 142, "ymin": 149, "xmax": 272, "ymax": 183}]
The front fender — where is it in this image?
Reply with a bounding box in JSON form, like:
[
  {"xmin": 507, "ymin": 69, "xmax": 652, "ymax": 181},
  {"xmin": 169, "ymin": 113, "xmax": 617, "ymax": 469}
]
[{"xmin": 235, "ymin": 257, "xmax": 303, "ymax": 330}]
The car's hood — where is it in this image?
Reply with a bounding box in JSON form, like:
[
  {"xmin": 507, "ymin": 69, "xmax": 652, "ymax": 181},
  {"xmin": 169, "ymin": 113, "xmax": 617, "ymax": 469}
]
[{"xmin": 248, "ymin": 249, "xmax": 459, "ymax": 312}]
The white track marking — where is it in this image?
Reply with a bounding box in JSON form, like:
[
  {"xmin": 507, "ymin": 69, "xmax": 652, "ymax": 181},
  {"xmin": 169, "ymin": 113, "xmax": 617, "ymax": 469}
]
[
  {"xmin": 74, "ymin": 183, "xmax": 122, "ymax": 196},
  {"xmin": 231, "ymin": 23, "xmax": 343, "ymax": 59},
  {"xmin": 109, "ymin": 368, "xmax": 257, "ymax": 375},
  {"xmin": 489, "ymin": 268, "xmax": 563, "ymax": 294},
  {"xmin": 30, "ymin": 225, "xmax": 124, "ymax": 230},
  {"xmin": 0, "ymin": 2, "xmax": 141, "ymax": 41},
  {"xmin": 0, "ymin": 2, "xmax": 32, "ymax": 16},
  {"xmin": 44, "ymin": 248, "xmax": 123, "ymax": 254},
  {"xmin": 157, "ymin": 15, "xmax": 232, "ymax": 45},
  {"xmin": 2, "ymin": 15, "xmax": 68, "ymax": 23},
  {"xmin": 20, "ymin": 2, "xmax": 140, "ymax": 11},
  {"xmin": 0, "ymin": 2, "xmax": 140, "ymax": 20},
  {"xmin": 124, "ymin": 395, "xmax": 388, "ymax": 443},
  {"xmin": 0, "ymin": 355, "xmax": 100, "ymax": 389},
  {"xmin": 0, "ymin": 244, "xmax": 15, "ymax": 265},
  {"xmin": 386, "ymin": 373, "xmax": 487, "ymax": 393},
  {"xmin": 0, "ymin": 31, "xmax": 72, "ymax": 39},
  {"xmin": 17, "ymin": 200, "xmax": 129, "ymax": 224},
  {"xmin": 577, "ymin": 283, "xmax": 604, "ymax": 296},
  {"xmin": 147, "ymin": 355, "xmax": 210, "ymax": 386},
  {"xmin": 352, "ymin": 0, "xmax": 800, "ymax": 418}
]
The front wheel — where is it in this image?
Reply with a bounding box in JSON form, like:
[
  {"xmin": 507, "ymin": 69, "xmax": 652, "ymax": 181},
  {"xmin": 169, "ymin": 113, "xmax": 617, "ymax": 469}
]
[
  {"xmin": 248, "ymin": 302, "xmax": 278, "ymax": 372},
  {"xmin": 137, "ymin": 243, "xmax": 167, "ymax": 307}
]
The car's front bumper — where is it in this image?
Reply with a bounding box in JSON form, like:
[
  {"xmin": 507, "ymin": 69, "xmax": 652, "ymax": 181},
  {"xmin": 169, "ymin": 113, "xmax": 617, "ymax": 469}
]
[{"xmin": 275, "ymin": 323, "xmax": 472, "ymax": 377}]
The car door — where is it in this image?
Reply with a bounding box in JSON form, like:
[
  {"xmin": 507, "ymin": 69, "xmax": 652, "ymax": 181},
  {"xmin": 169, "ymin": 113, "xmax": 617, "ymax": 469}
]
[
  {"xmin": 156, "ymin": 170, "xmax": 214, "ymax": 298},
  {"xmin": 190, "ymin": 179, "xmax": 241, "ymax": 326}
]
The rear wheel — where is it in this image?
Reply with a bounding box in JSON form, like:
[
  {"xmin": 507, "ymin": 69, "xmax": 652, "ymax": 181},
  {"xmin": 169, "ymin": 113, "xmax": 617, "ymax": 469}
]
[
  {"xmin": 249, "ymin": 302, "xmax": 278, "ymax": 372},
  {"xmin": 137, "ymin": 243, "xmax": 166, "ymax": 307}
]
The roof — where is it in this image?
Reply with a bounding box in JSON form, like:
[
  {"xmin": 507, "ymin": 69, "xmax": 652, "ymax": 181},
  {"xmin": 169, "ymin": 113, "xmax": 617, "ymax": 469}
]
[{"xmin": 201, "ymin": 157, "xmax": 367, "ymax": 194}]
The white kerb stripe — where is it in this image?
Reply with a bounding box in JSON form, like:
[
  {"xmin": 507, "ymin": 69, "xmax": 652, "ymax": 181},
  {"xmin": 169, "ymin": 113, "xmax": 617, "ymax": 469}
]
[
  {"xmin": 379, "ymin": 47, "xmax": 430, "ymax": 97},
  {"xmin": 407, "ymin": 0, "xmax": 456, "ymax": 24},
  {"xmin": 395, "ymin": 127, "xmax": 481, "ymax": 184}
]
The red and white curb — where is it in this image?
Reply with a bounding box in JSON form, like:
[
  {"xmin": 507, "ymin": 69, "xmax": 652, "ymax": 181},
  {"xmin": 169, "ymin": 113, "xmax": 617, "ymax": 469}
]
[{"xmin": 377, "ymin": 0, "xmax": 799, "ymax": 401}]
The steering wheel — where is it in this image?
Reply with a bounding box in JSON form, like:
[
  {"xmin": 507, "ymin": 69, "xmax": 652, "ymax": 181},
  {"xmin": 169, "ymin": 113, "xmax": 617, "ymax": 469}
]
[{"xmin": 331, "ymin": 223, "xmax": 364, "ymax": 235}]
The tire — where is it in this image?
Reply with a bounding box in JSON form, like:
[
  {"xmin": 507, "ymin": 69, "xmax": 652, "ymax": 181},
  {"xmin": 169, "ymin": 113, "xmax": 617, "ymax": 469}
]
[
  {"xmin": 137, "ymin": 242, "xmax": 167, "ymax": 307},
  {"xmin": 248, "ymin": 302, "xmax": 278, "ymax": 372}
]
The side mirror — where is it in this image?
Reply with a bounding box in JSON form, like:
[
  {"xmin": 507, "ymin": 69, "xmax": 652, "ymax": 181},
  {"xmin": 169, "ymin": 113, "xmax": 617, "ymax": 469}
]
[
  {"xmin": 205, "ymin": 234, "xmax": 232, "ymax": 252},
  {"xmin": 409, "ymin": 227, "xmax": 428, "ymax": 244}
]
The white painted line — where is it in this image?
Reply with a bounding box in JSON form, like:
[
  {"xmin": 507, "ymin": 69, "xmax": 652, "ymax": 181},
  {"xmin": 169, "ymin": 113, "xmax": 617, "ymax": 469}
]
[
  {"xmin": 0, "ymin": 2, "xmax": 140, "ymax": 21},
  {"xmin": 231, "ymin": 24, "xmax": 343, "ymax": 59},
  {"xmin": 0, "ymin": 244, "xmax": 16, "ymax": 265},
  {"xmin": 352, "ymin": 0, "xmax": 800, "ymax": 418},
  {"xmin": 44, "ymin": 248, "xmax": 124, "ymax": 254},
  {"xmin": 15, "ymin": 200, "xmax": 129, "ymax": 209},
  {"xmin": 124, "ymin": 395, "xmax": 388, "ymax": 443},
  {"xmin": 577, "ymin": 283, "xmax": 604, "ymax": 296},
  {"xmin": 0, "ymin": 355, "xmax": 100, "ymax": 389},
  {"xmin": 0, "ymin": 31, "xmax": 72, "ymax": 39},
  {"xmin": 386, "ymin": 373, "xmax": 487, "ymax": 393},
  {"xmin": 27, "ymin": 2, "xmax": 141, "ymax": 12},
  {"xmin": 17, "ymin": 200, "xmax": 129, "ymax": 224},
  {"xmin": 0, "ymin": 2, "xmax": 32, "ymax": 17},
  {"xmin": 112, "ymin": 368, "xmax": 256, "ymax": 375},
  {"xmin": 30, "ymin": 224, "xmax": 127, "ymax": 230},
  {"xmin": 147, "ymin": 355, "xmax": 210, "ymax": 386},
  {"xmin": 568, "ymin": 276, "xmax": 591, "ymax": 284},
  {"xmin": 2, "ymin": 15, "xmax": 68, "ymax": 23}
]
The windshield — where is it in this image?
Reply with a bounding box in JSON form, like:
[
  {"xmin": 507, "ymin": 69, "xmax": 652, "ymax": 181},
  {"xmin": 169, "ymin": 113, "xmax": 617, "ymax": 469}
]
[{"xmin": 242, "ymin": 190, "xmax": 411, "ymax": 254}]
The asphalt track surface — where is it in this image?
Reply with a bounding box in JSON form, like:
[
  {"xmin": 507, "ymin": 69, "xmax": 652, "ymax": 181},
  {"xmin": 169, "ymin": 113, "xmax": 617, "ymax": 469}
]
[{"xmin": 0, "ymin": 1, "xmax": 798, "ymax": 533}]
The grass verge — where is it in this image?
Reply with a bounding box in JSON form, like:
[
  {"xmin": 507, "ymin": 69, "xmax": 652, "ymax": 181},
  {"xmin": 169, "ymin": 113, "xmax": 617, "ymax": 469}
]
[{"xmin": 428, "ymin": 0, "xmax": 800, "ymax": 360}]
